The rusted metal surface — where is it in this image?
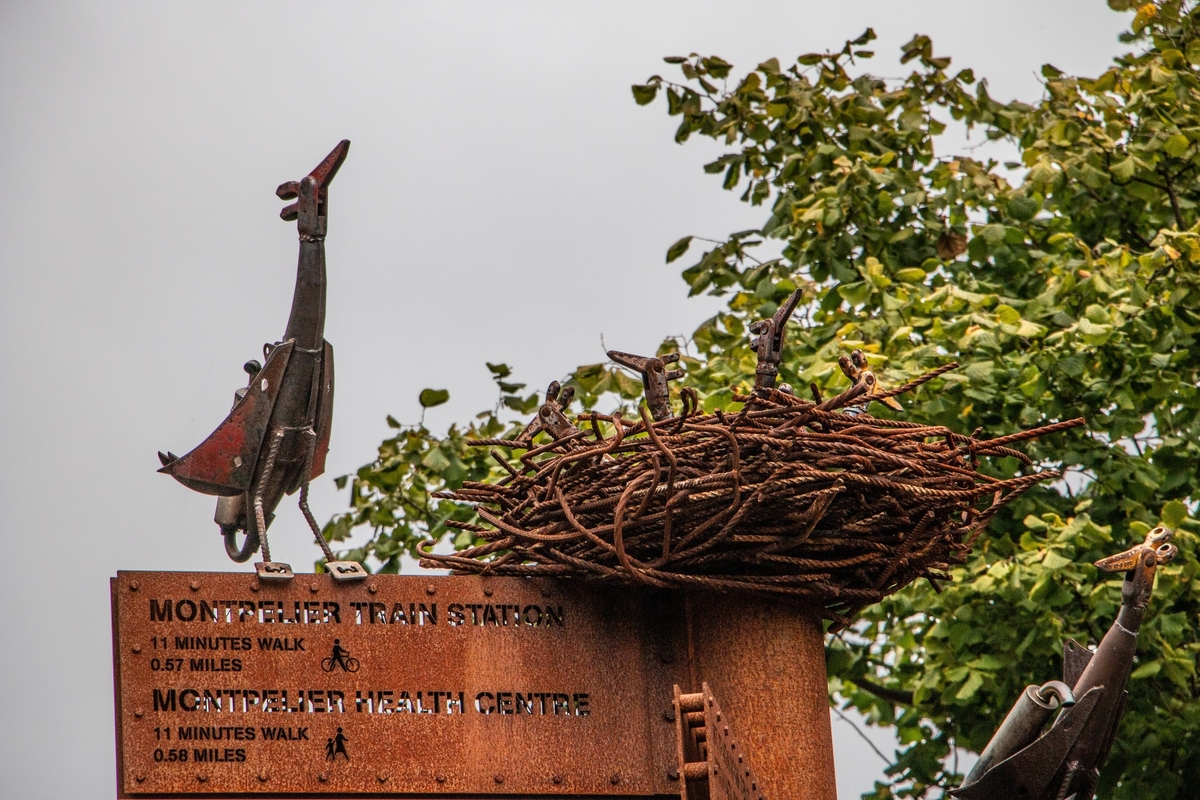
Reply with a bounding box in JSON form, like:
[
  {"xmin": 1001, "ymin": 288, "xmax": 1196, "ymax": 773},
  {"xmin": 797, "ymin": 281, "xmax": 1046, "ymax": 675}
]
[
  {"xmin": 427, "ymin": 379, "xmax": 1083, "ymax": 625},
  {"xmin": 953, "ymin": 527, "xmax": 1178, "ymax": 800},
  {"xmin": 159, "ymin": 142, "xmax": 350, "ymax": 574},
  {"xmin": 607, "ymin": 350, "xmax": 684, "ymax": 422},
  {"xmin": 683, "ymin": 594, "xmax": 835, "ymax": 800},
  {"xmin": 112, "ymin": 571, "xmax": 690, "ymax": 797},
  {"xmin": 674, "ymin": 685, "xmax": 765, "ymax": 800}
]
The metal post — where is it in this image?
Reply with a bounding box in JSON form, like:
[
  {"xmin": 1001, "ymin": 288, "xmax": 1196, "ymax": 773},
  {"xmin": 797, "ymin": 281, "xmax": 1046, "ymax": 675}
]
[{"xmin": 683, "ymin": 591, "xmax": 837, "ymax": 800}]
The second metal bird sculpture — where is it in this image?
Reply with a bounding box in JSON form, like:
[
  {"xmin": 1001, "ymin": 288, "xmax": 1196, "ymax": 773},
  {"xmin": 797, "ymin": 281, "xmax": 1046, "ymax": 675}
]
[
  {"xmin": 158, "ymin": 140, "xmax": 367, "ymax": 582},
  {"xmin": 837, "ymin": 349, "xmax": 904, "ymax": 412},
  {"xmin": 953, "ymin": 527, "xmax": 1178, "ymax": 800}
]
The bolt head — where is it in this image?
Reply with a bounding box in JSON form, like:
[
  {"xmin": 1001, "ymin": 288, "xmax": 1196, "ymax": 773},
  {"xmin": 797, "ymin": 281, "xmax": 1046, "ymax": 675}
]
[
  {"xmin": 189, "ymin": 580, "xmax": 200, "ymax": 591},
  {"xmin": 134, "ymin": 708, "xmax": 144, "ymax": 718},
  {"xmin": 425, "ymin": 584, "xmax": 436, "ymax": 595},
  {"xmin": 129, "ymin": 581, "xmax": 139, "ymax": 591},
  {"xmin": 131, "ymin": 645, "xmax": 142, "ymax": 654},
  {"xmin": 494, "ymin": 774, "xmax": 504, "ymax": 784},
  {"xmin": 368, "ymin": 583, "xmax": 378, "ymax": 594}
]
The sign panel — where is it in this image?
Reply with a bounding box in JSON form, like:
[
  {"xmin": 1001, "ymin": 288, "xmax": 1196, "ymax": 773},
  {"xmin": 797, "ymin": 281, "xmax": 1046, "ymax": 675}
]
[{"xmin": 112, "ymin": 572, "xmax": 685, "ymax": 797}]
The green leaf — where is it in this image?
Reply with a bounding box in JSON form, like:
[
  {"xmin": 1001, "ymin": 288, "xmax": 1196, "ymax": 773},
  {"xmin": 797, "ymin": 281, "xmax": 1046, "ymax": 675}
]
[
  {"xmin": 666, "ymin": 236, "xmax": 694, "ymax": 263},
  {"xmin": 837, "ymin": 281, "xmax": 873, "ymax": 306},
  {"xmin": 631, "ymin": 83, "xmax": 659, "ymax": 105},
  {"xmin": 1111, "ymin": 157, "xmax": 1137, "ymax": 182},
  {"xmin": 1163, "ymin": 133, "xmax": 1190, "ymax": 158},
  {"xmin": 1130, "ymin": 660, "xmax": 1162, "ymax": 680},
  {"xmin": 1161, "ymin": 500, "xmax": 1188, "ymax": 529},
  {"xmin": 955, "ymin": 671, "xmax": 985, "ymax": 701},
  {"xmin": 418, "ymin": 388, "xmax": 450, "ymax": 408}
]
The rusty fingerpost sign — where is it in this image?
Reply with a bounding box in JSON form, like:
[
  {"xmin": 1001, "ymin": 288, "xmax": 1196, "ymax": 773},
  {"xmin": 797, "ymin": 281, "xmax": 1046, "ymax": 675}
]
[{"xmin": 112, "ymin": 572, "xmax": 692, "ymax": 797}]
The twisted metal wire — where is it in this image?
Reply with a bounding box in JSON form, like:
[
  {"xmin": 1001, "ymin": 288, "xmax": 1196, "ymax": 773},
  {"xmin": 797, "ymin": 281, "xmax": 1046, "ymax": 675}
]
[{"xmin": 422, "ymin": 372, "xmax": 1084, "ymax": 625}]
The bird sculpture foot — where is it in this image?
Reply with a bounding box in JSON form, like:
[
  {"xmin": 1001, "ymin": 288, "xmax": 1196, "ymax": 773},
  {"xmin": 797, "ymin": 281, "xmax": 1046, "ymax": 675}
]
[
  {"xmin": 325, "ymin": 561, "xmax": 369, "ymax": 582},
  {"xmin": 255, "ymin": 562, "xmax": 295, "ymax": 581}
]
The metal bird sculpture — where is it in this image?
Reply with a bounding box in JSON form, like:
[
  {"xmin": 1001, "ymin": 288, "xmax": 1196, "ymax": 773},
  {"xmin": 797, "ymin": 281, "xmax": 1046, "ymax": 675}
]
[
  {"xmin": 516, "ymin": 381, "xmax": 580, "ymax": 445},
  {"xmin": 607, "ymin": 349, "xmax": 684, "ymax": 421},
  {"xmin": 749, "ymin": 287, "xmax": 803, "ymax": 393},
  {"xmin": 837, "ymin": 349, "xmax": 904, "ymax": 412},
  {"xmin": 158, "ymin": 140, "xmax": 366, "ymax": 582},
  {"xmin": 952, "ymin": 527, "xmax": 1178, "ymax": 800}
]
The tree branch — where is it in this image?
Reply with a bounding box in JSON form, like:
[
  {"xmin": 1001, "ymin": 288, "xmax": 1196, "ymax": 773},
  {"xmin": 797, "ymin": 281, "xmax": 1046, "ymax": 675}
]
[
  {"xmin": 1158, "ymin": 166, "xmax": 1185, "ymax": 229},
  {"xmin": 856, "ymin": 676, "xmax": 915, "ymax": 705}
]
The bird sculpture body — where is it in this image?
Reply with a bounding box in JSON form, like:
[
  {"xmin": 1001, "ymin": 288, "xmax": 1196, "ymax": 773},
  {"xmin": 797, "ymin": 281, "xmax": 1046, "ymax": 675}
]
[
  {"xmin": 952, "ymin": 527, "xmax": 1177, "ymax": 800},
  {"xmin": 158, "ymin": 140, "xmax": 366, "ymax": 581}
]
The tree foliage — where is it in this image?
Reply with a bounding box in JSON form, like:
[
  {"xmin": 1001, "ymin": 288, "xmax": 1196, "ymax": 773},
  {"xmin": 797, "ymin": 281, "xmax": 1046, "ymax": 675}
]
[{"xmin": 329, "ymin": 3, "xmax": 1200, "ymax": 797}]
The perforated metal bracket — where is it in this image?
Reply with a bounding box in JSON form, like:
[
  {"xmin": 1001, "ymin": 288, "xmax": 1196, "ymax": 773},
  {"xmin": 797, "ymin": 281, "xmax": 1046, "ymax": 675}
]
[
  {"xmin": 325, "ymin": 560, "xmax": 369, "ymax": 581},
  {"xmin": 674, "ymin": 683, "xmax": 766, "ymax": 800},
  {"xmin": 254, "ymin": 561, "xmax": 295, "ymax": 581}
]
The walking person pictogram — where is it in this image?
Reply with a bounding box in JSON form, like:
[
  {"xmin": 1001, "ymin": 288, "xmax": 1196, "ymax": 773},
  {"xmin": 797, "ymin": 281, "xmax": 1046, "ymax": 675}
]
[
  {"xmin": 332, "ymin": 727, "xmax": 349, "ymax": 761},
  {"xmin": 321, "ymin": 639, "xmax": 360, "ymax": 672}
]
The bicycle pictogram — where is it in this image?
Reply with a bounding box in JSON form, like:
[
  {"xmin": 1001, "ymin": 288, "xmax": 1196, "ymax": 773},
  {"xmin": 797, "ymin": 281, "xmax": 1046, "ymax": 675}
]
[{"xmin": 321, "ymin": 639, "xmax": 360, "ymax": 673}]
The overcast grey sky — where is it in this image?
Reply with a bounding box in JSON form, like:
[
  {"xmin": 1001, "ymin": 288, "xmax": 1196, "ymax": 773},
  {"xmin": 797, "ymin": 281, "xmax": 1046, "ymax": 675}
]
[{"xmin": 0, "ymin": 2, "xmax": 1130, "ymax": 797}]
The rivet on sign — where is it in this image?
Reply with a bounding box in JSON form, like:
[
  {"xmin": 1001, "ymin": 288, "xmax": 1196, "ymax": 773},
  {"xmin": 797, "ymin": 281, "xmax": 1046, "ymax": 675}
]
[
  {"xmin": 129, "ymin": 581, "xmax": 139, "ymax": 591},
  {"xmin": 435, "ymin": 774, "xmax": 446, "ymax": 784},
  {"xmin": 377, "ymin": 773, "xmax": 389, "ymax": 783},
  {"xmin": 196, "ymin": 774, "xmax": 208, "ymax": 783},
  {"xmin": 541, "ymin": 585, "xmax": 551, "ymax": 598},
  {"xmin": 250, "ymin": 583, "xmax": 260, "ymax": 592},
  {"xmin": 132, "ymin": 645, "xmax": 142, "ymax": 654},
  {"xmin": 257, "ymin": 774, "xmax": 270, "ymax": 782},
  {"xmin": 317, "ymin": 773, "xmax": 328, "ymax": 783},
  {"xmin": 189, "ymin": 580, "xmax": 200, "ymax": 591},
  {"xmin": 551, "ymin": 774, "xmax": 564, "ymax": 785},
  {"xmin": 310, "ymin": 583, "xmax": 319, "ymax": 593},
  {"xmin": 494, "ymin": 774, "xmax": 504, "ymax": 784},
  {"xmin": 610, "ymin": 774, "xmax": 621, "ymax": 785},
  {"xmin": 134, "ymin": 708, "xmax": 144, "ymax": 718},
  {"xmin": 667, "ymin": 768, "xmax": 680, "ymax": 781},
  {"xmin": 483, "ymin": 587, "xmax": 494, "ymax": 597},
  {"xmin": 134, "ymin": 775, "xmax": 146, "ymax": 783},
  {"xmin": 662, "ymin": 709, "xmax": 675, "ymax": 722},
  {"xmin": 425, "ymin": 584, "xmax": 436, "ymax": 596},
  {"xmin": 368, "ymin": 583, "xmax": 378, "ymax": 594}
]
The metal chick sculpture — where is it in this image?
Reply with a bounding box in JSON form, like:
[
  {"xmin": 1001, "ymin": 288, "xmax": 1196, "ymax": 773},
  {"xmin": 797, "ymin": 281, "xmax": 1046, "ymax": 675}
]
[
  {"xmin": 158, "ymin": 140, "xmax": 367, "ymax": 582},
  {"xmin": 952, "ymin": 527, "xmax": 1178, "ymax": 800}
]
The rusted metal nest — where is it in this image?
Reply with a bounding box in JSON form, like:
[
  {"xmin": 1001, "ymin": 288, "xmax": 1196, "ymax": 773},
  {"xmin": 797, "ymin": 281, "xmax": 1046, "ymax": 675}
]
[{"xmin": 420, "ymin": 365, "xmax": 1083, "ymax": 625}]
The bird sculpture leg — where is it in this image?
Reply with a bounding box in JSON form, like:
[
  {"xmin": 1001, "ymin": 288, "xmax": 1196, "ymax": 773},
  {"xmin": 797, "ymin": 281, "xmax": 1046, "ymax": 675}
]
[
  {"xmin": 253, "ymin": 429, "xmax": 293, "ymax": 580},
  {"xmin": 298, "ymin": 427, "xmax": 368, "ymax": 582},
  {"xmin": 298, "ymin": 428, "xmax": 335, "ymax": 562}
]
